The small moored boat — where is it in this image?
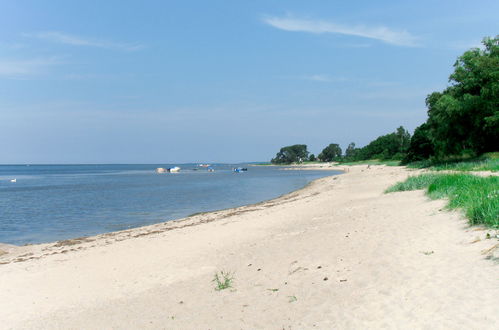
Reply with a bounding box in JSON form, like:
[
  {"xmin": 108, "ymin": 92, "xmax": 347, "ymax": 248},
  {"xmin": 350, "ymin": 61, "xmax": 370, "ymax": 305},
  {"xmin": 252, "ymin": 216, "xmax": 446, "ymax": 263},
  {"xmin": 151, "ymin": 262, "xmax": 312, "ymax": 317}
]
[{"xmin": 156, "ymin": 167, "xmax": 181, "ymax": 173}]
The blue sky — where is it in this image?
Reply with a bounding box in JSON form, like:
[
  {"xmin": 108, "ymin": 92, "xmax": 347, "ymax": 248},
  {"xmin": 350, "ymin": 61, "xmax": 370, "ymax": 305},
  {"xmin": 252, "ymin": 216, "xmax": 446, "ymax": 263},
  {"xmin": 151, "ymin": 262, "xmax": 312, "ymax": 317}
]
[{"xmin": 1, "ymin": 0, "xmax": 498, "ymax": 163}]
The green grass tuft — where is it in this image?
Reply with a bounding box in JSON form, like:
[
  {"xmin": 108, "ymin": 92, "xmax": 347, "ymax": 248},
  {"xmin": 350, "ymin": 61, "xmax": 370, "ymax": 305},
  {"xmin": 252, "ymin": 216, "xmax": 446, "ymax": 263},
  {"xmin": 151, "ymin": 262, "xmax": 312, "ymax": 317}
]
[
  {"xmin": 387, "ymin": 173, "xmax": 499, "ymax": 227},
  {"xmin": 385, "ymin": 173, "xmax": 445, "ymax": 193},
  {"xmin": 212, "ymin": 270, "xmax": 234, "ymax": 291}
]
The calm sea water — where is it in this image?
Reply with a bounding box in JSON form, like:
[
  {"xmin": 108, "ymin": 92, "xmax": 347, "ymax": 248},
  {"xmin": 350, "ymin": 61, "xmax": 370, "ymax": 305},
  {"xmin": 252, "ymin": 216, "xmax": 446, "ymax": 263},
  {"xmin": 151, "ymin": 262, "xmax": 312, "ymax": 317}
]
[{"xmin": 0, "ymin": 164, "xmax": 339, "ymax": 245}]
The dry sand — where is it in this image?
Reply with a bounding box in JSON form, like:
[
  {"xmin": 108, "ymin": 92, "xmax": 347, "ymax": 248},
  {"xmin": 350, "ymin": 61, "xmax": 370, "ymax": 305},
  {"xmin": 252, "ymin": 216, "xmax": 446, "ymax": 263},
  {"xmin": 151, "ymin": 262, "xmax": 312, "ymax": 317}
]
[{"xmin": 0, "ymin": 165, "xmax": 498, "ymax": 329}]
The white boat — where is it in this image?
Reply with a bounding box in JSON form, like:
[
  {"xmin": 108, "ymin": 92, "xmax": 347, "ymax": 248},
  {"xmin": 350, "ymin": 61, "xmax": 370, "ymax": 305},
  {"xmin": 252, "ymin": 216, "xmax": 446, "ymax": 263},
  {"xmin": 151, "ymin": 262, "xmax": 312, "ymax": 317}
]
[
  {"xmin": 156, "ymin": 167, "xmax": 180, "ymax": 173},
  {"xmin": 156, "ymin": 167, "xmax": 167, "ymax": 173},
  {"xmin": 10, "ymin": 179, "xmax": 16, "ymax": 183}
]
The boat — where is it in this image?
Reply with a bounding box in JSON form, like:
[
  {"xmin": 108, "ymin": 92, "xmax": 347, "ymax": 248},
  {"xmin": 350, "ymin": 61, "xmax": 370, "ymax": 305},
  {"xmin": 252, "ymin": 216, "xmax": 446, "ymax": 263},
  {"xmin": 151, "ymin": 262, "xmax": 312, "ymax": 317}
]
[
  {"xmin": 10, "ymin": 179, "xmax": 17, "ymax": 183},
  {"xmin": 233, "ymin": 167, "xmax": 248, "ymax": 173},
  {"xmin": 155, "ymin": 167, "xmax": 167, "ymax": 173},
  {"xmin": 155, "ymin": 167, "xmax": 180, "ymax": 173},
  {"xmin": 207, "ymin": 167, "xmax": 215, "ymax": 172}
]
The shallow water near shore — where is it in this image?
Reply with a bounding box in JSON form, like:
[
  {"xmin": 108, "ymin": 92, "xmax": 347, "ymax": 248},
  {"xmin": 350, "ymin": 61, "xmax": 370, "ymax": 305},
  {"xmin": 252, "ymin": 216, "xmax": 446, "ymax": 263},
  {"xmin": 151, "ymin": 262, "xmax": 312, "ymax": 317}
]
[{"xmin": 0, "ymin": 164, "xmax": 339, "ymax": 245}]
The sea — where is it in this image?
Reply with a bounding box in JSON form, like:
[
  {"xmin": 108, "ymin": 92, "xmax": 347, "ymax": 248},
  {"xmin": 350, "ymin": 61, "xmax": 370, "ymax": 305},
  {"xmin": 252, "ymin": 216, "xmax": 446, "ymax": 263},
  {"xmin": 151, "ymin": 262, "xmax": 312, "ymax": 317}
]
[{"xmin": 0, "ymin": 164, "xmax": 340, "ymax": 245}]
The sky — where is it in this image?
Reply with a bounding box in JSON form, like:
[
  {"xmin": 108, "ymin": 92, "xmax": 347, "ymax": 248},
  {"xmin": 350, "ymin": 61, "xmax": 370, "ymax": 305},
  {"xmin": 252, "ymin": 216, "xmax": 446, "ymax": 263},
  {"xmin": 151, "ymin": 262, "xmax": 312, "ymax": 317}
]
[{"xmin": 1, "ymin": 0, "xmax": 498, "ymax": 164}]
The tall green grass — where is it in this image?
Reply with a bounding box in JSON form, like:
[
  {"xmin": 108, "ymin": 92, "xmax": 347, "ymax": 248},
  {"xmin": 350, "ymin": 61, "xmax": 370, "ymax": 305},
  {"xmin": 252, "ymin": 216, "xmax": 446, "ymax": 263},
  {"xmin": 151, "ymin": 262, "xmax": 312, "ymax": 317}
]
[
  {"xmin": 386, "ymin": 174, "xmax": 499, "ymax": 227},
  {"xmin": 385, "ymin": 173, "xmax": 445, "ymax": 192},
  {"xmin": 339, "ymin": 159, "xmax": 401, "ymax": 166},
  {"xmin": 407, "ymin": 153, "xmax": 499, "ymax": 172}
]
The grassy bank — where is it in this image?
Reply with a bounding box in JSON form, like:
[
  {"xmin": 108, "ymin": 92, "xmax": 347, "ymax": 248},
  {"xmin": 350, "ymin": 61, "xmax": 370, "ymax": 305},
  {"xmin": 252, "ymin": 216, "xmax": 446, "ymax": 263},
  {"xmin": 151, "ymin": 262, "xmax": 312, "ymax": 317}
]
[
  {"xmin": 339, "ymin": 159, "xmax": 401, "ymax": 166},
  {"xmin": 407, "ymin": 152, "xmax": 499, "ymax": 172},
  {"xmin": 387, "ymin": 173, "xmax": 498, "ymax": 228}
]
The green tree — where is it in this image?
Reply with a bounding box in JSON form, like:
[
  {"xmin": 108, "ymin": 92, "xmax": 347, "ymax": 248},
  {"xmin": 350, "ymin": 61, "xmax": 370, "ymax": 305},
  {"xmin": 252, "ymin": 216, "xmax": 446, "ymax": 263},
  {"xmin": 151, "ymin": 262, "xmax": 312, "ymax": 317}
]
[
  {"xmin": 318, "ymin": 143, "xmax": 342, "ymax": 162},
  {"xmin": 271, "ymin": 144, "xmax": 309, "ymax": 164},
  {"xmin": 425, "ymin": 36, "xmax": 499, "ymax": 157},
  {"xmin": 309, "ymin": 154, "xmax": 316, "ymax": 162},
  {"xmin": 402, "ymin": 123, "xmax": 434, "ymax": 163},
  {"xmin": 395, "ymin": 126, "xmax": 411, "ymax": 154},
  {"xmin": 354, "ymin": 126, "xmax": 411, "ymax": 161},
  {"xmin": 345, "ymin": 142, "xmax": 357, "ymax": 160}
]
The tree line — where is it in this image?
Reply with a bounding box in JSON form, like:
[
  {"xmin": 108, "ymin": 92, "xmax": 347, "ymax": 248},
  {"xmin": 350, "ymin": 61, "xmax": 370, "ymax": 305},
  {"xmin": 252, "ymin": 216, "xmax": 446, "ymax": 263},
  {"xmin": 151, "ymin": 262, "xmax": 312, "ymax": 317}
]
[
  {"xmin": 271, "ymin": 36, "xmax": 498, "ymax": 165},
  {"xmin": 270, "ymin": 126, "xmax": 410, "ymax": 164}
]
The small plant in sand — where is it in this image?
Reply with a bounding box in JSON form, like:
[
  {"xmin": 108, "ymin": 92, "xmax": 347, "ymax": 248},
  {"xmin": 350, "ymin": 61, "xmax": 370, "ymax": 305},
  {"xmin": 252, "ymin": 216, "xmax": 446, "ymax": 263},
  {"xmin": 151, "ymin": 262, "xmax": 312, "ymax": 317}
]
[{"xmin": 213, "ymin": 270, "xmax": 234, "ymax": 291}]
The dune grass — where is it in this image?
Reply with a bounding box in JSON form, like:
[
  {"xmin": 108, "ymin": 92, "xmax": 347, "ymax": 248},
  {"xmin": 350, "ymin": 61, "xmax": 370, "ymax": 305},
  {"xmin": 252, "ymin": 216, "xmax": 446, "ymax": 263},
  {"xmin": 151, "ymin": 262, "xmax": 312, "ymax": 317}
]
[
  {"xmin": 339, "ymin": 159, "xmax": 401, "ymax": 166},
  {"xmin": 387, "ymin": 173, "xmax": 499, "ymax": 228},
  {"xmin": 212, "ymin": 270, "xmax": 234, "ymax": 291},
  {"xmin": 386, "ymin": 173, "xmax": 445, "ymax": 192},
  {"xmin": 407, "ymin": 152, "xmax": 499, "ymax": 172}
]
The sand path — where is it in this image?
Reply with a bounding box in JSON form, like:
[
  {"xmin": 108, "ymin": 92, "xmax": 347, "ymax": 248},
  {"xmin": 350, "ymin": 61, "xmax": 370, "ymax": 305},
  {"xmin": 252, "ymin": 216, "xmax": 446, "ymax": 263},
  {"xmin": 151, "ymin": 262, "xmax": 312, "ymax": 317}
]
[{"xmin": 0, "ymin": 165, "xmax": 497, "ymax": 329}]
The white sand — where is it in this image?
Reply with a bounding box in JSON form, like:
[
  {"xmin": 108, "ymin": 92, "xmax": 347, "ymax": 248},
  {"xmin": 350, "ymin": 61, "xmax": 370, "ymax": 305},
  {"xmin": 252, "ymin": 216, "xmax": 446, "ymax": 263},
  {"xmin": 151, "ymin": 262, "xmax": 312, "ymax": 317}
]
[{"xmin": 0, "ymin": 165, "xmax": 498, "ymax": 329}]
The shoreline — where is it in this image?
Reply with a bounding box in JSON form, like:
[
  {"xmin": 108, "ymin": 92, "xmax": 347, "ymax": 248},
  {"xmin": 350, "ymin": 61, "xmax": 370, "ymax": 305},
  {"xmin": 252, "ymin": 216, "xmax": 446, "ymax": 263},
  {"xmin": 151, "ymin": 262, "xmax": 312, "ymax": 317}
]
[
  {"xmin": 0, "ymin": 165, "xmax": 342, "ymax": 249},
  {"xmin": 0, "ymin": 165, "xmax": 344, "ymax": 262},
  {"xmin": 1, "ymin": 164, "xmax": 498, "ymax": 329}
]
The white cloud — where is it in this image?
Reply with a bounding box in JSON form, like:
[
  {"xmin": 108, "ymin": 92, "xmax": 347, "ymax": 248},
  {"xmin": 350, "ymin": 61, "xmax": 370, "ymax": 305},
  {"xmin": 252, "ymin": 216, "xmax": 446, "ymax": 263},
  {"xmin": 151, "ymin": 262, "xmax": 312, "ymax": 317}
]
[
  {"xmin": 0, "ymin": 42, "xmax": 28, "ymax": 50},
  {"xmin": 25, "ymin": 31, "xmax": 143, "ymax": 51},
  {"xmin": 0, "ymin": 57, "xmax": 60, "ymax": 77},
  {"xmin": 301, "ymin": 74, "xmax": 353, "ymax": 83},
  {"xmin": 262, "ymin": 16, "xmax": 419, "ymax": 47},
  {"xmin": 304, "ymin": 74, "xmax": 333, "ymax": 82}
]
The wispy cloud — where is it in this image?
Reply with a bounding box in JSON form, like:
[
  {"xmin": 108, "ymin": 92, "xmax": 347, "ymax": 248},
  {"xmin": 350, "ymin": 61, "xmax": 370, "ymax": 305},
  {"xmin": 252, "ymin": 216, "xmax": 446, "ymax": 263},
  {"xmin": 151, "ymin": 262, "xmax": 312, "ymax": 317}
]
[
  {"xmin": 304, "ymin": 74, "xmax": 334, "ymax": 82},
  {"xmin": 25, "ymin": 31, "xmax": 143, "ymax": 51},
  {"xmin": 262, "ymin": 16, "xmax": 419, "ymax": 47},
  {"xmin": 0, "ymin": 57, "xmax": 60, "ymax": 78},
  {"xmin": 0, "ymin": 41, "xmax": 28, "ymax": 50},
  {"xmin": 301, "ymin": 74, "xmax": 354, "ymax": 83}
]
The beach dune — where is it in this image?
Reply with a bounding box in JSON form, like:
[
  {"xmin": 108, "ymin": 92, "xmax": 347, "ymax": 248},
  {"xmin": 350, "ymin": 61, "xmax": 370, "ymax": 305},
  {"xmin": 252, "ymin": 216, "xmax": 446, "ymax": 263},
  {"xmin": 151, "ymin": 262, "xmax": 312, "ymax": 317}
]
[{"xmin": 0, "ymin": 165, "xmax": 498, "ymax": 329}]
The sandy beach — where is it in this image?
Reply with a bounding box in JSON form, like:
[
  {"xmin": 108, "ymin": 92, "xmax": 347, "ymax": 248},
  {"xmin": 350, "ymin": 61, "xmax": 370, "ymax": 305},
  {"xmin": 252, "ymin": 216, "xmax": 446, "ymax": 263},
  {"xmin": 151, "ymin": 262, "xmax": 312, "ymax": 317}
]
[{"xmin": 1, "ymin": 165, "xmax": 498, "ymax": 329}]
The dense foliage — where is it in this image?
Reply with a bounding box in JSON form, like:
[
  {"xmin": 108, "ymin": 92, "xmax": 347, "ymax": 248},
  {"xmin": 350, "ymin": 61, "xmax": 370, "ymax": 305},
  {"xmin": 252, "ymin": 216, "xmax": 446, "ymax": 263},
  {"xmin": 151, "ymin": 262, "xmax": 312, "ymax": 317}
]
[
  {"xmin": 271, "ymin": 144, "xmax": 309, "ymax": 164},
  {"xmin": 404, "ymin": 36, "xmax": 498, "ymax": 162},
  {"xmin": 344, "ymin": 126, "xmax": 410, "ymax": 161},
  {"xmin": 318, "ymin": 144, "xmax": 342, "ymax": 162},
  {"xmin": 270, "ymin": 127, "xmax": 410, "ymax": 164}
]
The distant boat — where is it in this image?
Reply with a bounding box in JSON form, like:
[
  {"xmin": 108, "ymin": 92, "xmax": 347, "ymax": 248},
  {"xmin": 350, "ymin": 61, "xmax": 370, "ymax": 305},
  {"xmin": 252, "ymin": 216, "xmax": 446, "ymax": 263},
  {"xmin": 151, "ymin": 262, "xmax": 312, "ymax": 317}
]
[
  {"xmin": 198, "ymin": 164, "xmax": 210, "ymax": 167},
  {"xmin": 155, "ymin": 167, "xmax": 180, "ymax": 173},
  {"xmin": 233, "ymin": 167, "xmax": 248, "ymax": 173},
  {"xmin": 10, "ymin": 179, "xmax": 17, "ymax": 183},
  {"xmin": 155, "ymin": 167, "xmax": 167, "ymax": 173},
  {"xmin": 207, "ymin": 167, "xmax": 215, "ymax": 172}
]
